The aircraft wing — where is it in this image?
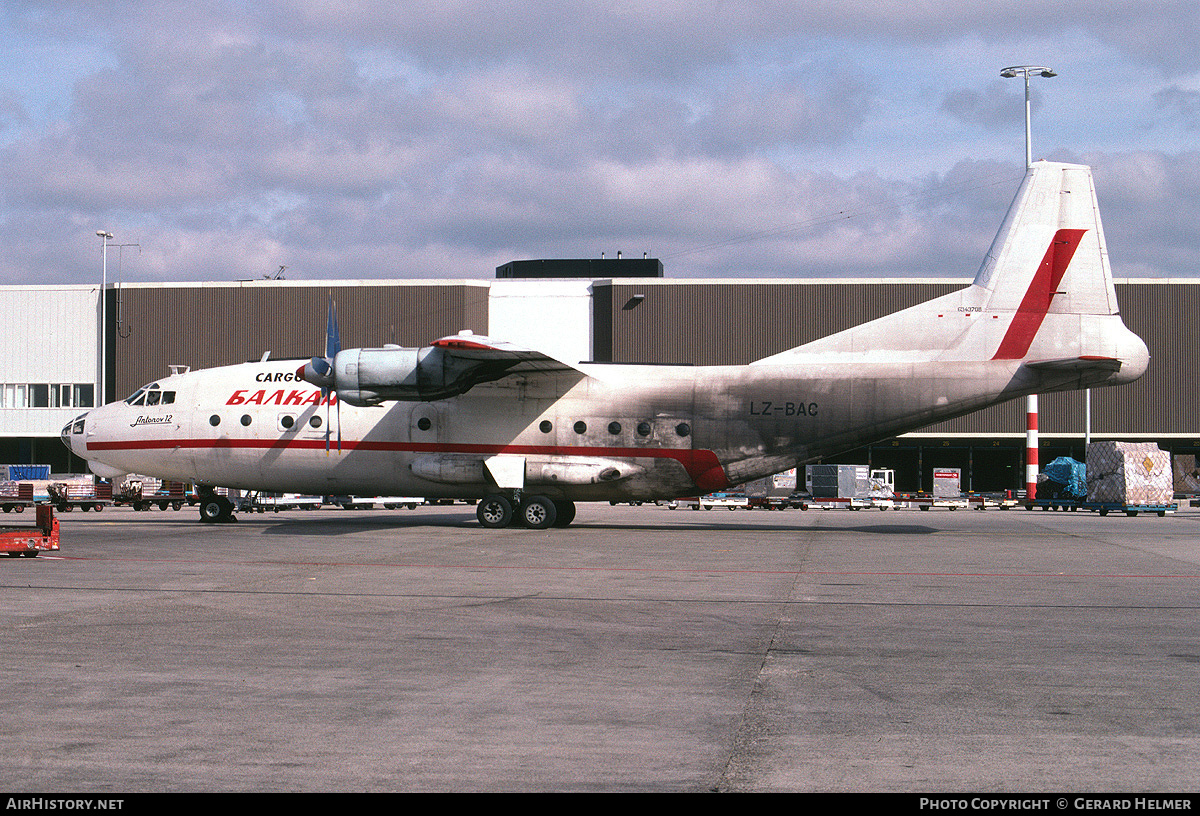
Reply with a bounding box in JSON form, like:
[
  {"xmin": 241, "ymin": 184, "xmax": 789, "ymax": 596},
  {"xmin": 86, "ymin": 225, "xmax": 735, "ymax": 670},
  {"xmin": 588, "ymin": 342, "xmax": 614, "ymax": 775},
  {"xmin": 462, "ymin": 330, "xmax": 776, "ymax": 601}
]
[{"xmin": 430, "ymin": 333, "xmax": 584, "ymax": 374}]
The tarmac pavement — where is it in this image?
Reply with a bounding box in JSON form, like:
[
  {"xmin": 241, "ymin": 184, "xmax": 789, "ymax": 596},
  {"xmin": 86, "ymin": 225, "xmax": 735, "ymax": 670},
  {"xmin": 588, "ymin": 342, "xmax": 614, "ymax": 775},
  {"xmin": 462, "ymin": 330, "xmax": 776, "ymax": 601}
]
[{"xmin": 2, "ymin": 502, "xmax": 1198, "ymax": 792}]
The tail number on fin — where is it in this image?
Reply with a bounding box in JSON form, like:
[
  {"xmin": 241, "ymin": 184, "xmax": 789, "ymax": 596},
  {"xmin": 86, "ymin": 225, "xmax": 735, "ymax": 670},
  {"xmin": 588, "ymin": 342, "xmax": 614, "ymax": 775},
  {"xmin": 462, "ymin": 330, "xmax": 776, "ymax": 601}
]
[{"xmin": 992, "ymin": 228, "xmax": 1087, "ymax": 360}]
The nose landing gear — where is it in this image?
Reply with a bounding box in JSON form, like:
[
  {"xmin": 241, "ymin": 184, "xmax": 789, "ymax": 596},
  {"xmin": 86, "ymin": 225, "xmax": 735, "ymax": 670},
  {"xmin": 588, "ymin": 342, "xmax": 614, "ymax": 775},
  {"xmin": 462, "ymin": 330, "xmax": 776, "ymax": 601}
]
[{"xmin": 197, "ymin": 488, "xmax": 237, "ymax": 524}]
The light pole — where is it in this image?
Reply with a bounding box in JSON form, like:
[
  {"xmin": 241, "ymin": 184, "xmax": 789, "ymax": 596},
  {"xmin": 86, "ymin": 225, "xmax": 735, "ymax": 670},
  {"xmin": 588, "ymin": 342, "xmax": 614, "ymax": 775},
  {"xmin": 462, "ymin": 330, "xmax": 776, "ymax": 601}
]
[
  {"xmin": 96, "ymin": 230, "xmax": 112, "ymax": 407},
  {"xmin": 1001, "ymin": 66, "xmax": 1056, "ymax": 502},
  {"xmin": 1001, "ymin": 66, "xmax": 1056, "ymax": 169}
]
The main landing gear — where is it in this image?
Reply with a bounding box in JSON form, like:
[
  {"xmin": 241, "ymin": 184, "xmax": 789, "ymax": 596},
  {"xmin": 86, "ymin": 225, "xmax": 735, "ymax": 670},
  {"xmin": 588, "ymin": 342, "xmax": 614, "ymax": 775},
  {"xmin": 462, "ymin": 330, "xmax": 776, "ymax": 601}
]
[
  {"xmin": 476, "ymin": 492, "xmax": 576, "ymax": 529},
  {"xmin": 197, "ymin": 487, "xmax": 238, "ymax": 524}
]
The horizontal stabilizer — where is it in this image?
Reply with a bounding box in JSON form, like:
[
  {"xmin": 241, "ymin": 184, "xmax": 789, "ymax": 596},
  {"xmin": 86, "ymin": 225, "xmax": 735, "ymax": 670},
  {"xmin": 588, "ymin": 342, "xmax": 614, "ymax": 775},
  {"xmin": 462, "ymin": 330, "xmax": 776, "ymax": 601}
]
[{"xmin": 1022, "ymin": 356, "xmax": 1123, "ymax": 373}]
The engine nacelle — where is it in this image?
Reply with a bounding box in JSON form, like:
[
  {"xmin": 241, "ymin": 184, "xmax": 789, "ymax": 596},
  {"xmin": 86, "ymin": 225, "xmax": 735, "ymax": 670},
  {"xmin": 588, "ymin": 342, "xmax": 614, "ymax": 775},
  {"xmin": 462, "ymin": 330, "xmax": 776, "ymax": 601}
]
[{"xmin": 300, "ymin": 346, "xmax": 521, "ymax": 406}]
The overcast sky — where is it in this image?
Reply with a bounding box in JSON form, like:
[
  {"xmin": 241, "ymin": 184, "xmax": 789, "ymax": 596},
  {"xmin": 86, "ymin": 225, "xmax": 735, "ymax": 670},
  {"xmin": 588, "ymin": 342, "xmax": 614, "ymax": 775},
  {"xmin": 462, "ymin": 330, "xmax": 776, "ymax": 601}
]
[{"xmin": 1, "ymin": 1, "xmax": 1197, "ymax": 286}]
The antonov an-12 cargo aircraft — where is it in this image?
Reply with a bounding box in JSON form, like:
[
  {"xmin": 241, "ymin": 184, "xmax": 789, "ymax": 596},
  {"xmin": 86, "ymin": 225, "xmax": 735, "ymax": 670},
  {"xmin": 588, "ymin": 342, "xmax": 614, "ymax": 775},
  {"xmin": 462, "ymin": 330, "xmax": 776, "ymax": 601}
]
[{"xmin": 63, "ymin": 161, "xmax": 1148, "ymax": 528}]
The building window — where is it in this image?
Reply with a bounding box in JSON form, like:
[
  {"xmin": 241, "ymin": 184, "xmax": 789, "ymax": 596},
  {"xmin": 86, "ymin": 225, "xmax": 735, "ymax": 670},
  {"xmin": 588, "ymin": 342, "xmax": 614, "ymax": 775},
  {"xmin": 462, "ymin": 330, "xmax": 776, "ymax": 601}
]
[{"xmin": 1, "ymin": 383, "xmax": 95, "ymax": 408}]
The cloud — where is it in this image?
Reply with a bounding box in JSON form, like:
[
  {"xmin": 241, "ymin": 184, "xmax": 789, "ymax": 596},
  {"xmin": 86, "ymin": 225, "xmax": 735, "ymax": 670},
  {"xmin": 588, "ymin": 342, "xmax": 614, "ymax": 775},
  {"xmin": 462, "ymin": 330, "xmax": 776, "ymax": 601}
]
[
  {"xmin": 940, "ymin": 81, "xmax": 1027, "ymax": 131},
  {"xmin": 1153, "ymin": 86, "xmax": 1200, "ymax": 130},
  {"xmin": 0, "ymin": 0, "xmax": 1198, "ymax": 289}
]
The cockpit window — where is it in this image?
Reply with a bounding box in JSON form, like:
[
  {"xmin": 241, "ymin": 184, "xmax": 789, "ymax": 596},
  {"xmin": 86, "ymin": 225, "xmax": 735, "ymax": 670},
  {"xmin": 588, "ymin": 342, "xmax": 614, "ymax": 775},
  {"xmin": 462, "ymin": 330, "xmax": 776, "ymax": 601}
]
[{"xmin": 124, "ymin": 383, "xmax": 174, "ymax": 406}]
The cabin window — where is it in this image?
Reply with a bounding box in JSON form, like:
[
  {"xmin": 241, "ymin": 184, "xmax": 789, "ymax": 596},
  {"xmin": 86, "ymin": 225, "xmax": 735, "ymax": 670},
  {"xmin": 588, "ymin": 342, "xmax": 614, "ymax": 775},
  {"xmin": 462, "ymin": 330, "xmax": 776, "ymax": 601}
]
[
  {"xmin": 636, "ymin": 422, "xmax": 651, "ymax": 437},
  {"xmin": 573, "ymin": 421, "xmax": 587, "ymax": 434},
  {"xmin": 539, "ymin": 420, "xmax": 552, "ymax": 433},
  {"xmin": 417, "ymin": 417, "xmax": 432, "ymax": 431},
  {"xmin": 209, "ymin": 415, "xmax": 221, "ymax": 426},
  {"xmin": 675, "ymin": 423, "xmax": 691, "ymax": 437},
  {"xmin": 240, "ymin": 415, "xmax": 252, "ymax": 426},
  {"xmin": 608, "ymin": 422, "xmax": 621, "ymax": 435},
  {"xmin": 309, "ymin": 416, "xmax": 322, "ymax": 428},
  {"xmin": 280, "ymin": 415, "xmax": 295, "ymax": 429}
]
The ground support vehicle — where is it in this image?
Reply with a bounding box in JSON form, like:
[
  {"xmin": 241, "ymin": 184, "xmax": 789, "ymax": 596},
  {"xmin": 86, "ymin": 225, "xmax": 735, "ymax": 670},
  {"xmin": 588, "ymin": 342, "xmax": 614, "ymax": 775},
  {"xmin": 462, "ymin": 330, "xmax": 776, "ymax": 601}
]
[
  {"xmin": 242, "ymin": 492, "xmax": 324, "ymax": 512},
  {"xmin": 110, "ymin": 479, "xmax": 153, "ymax": 511},
  {"xmin": 912, "ymin": 495, "xmax": 970, "ymax": 511},
  {"xmin": 746, "ymin": 495, "xmax": 803, "ymax": 510},
  {"xmin": 968, "ymin": 492, "xmax": 1023, "ymax": 510},
  {"xmin": 330, "ymin": 495, "xmax": 424, "ymax": 510},
  {"xmin": 0, "ymin": 482, "xmax": 34, "ymax": 514},
  {"xmin": 808, "ymin": 496, "xmax": 895, "ymax": 510},
  {"xmin": 659, "ymin": 493, "xmax": 749, "ymax": 510},
  {"xmin": 1028, "ymin": 499, "xmax": 1177, "ymax": 517},
  {"xmin": 1092, "ymin": 502, "xmax": 1177, "ymax": 517},
  {"xmin": 47, "ymin": 481, "xmax": 113, "ymax": 512},
  {"xmin": 685, "ymin": 492, "xmax": 749, "ymax": 510},
  {"xmin": 380, "ymin": 498, "xmax": 424, "ymax": 510},
  {"xmin": 148, "ymin": 481, "xmax": 188, "ymax": 511},
  {"xmin": 1, "ymin": 504, "xmax": 59, "ymax": 557}
]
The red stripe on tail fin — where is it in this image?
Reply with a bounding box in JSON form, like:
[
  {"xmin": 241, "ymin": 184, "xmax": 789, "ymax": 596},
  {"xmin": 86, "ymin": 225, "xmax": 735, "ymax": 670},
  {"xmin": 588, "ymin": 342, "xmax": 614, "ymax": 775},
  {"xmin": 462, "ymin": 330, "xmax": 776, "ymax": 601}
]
[{"xmin": 992, "ymin": 228, "xmax": 1087, "ymax": 360}]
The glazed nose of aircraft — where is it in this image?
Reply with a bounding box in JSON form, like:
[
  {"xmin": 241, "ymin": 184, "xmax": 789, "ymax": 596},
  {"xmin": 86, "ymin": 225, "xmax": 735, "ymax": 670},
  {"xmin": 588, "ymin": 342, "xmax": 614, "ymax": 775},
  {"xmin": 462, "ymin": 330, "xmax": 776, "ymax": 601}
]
[{"xmin": 60, "ymin": 412, "xmax": 88, "ymax": 458}]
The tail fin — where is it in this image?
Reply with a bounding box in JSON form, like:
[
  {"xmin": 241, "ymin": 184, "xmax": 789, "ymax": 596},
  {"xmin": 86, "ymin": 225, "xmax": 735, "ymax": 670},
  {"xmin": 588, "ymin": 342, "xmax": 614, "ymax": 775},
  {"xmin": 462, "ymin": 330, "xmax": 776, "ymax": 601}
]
[{"xmin": 976, "ymin": 161, "xmax": 1120, "ymax": 359}]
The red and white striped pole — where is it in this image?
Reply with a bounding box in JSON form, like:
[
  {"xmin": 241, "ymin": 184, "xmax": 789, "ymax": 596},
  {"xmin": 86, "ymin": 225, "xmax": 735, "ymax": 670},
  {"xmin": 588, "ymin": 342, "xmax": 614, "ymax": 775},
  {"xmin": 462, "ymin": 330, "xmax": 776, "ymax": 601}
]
[{"xmin": 1025, "ymin": 394, "xmax": 1038, "ymax": 503}]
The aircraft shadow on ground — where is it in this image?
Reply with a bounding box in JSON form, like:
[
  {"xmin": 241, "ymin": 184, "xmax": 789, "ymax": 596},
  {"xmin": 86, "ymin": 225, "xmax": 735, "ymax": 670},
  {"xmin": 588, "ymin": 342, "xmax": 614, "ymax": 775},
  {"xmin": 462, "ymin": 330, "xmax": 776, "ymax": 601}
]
[{"xmin": 243, "ymin": 513, "xmax": 941, "ymax": 536}]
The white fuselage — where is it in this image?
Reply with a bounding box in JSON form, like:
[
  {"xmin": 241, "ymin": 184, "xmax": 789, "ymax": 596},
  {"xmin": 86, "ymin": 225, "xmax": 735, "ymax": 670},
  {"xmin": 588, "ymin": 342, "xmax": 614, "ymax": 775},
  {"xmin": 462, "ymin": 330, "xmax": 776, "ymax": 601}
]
[{"xmin": 66, "ymin": 338, "xmax": 1143, "ymax": 502}]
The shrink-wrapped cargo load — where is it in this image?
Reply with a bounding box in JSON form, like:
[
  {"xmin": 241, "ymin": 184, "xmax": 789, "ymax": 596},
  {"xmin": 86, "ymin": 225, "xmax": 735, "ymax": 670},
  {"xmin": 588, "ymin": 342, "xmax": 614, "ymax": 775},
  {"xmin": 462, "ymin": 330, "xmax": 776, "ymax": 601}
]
[
  {"xmin": 1041, "ymin": 457, "xmax": 1087, "ymax": 500},
  {"xmin": 1086, "ymin": 442, "xmax": 1172, "ymax": 505}
]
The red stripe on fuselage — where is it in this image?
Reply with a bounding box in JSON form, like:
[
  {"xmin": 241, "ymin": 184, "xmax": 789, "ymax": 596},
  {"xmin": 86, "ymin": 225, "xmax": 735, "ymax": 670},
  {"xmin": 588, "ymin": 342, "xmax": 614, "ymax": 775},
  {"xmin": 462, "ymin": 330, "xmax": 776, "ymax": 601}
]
[
  {"xmin": 992, "ymin": 228, "xmax": 1087, "ymax": 360},
  {"xmin": 87, "ymin": 438, "xmax": 731, "ymax": 492}
]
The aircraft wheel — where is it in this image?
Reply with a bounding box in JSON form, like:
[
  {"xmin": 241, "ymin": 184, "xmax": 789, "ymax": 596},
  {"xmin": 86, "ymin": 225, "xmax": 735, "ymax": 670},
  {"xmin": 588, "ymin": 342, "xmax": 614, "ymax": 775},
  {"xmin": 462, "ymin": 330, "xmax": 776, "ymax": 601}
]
[
  {"xmin": 477, "ymin": 495, "xmax": 513, "ymax": 528},
  {"xmin": 199, "ymin": 495, "xmax": 234, "ymax": 524},
  {"xmin": 199, "ymin": 499, "xmax": 224, "ymax": 523},
  {"xmin": 552, "ymin": 499, "xmax": 576, "ymax": 528},
  {"xmin": 519, "ymin": 495, "xmax": 557, "ymax": 530}
]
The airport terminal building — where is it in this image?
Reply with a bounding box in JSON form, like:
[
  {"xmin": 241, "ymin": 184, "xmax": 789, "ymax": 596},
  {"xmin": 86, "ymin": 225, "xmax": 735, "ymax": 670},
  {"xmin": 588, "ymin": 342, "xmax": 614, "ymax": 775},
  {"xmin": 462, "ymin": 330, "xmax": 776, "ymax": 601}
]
[{"xmin": 3, "ymin": 259, "xmax": 1196, "ymax": 493}]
